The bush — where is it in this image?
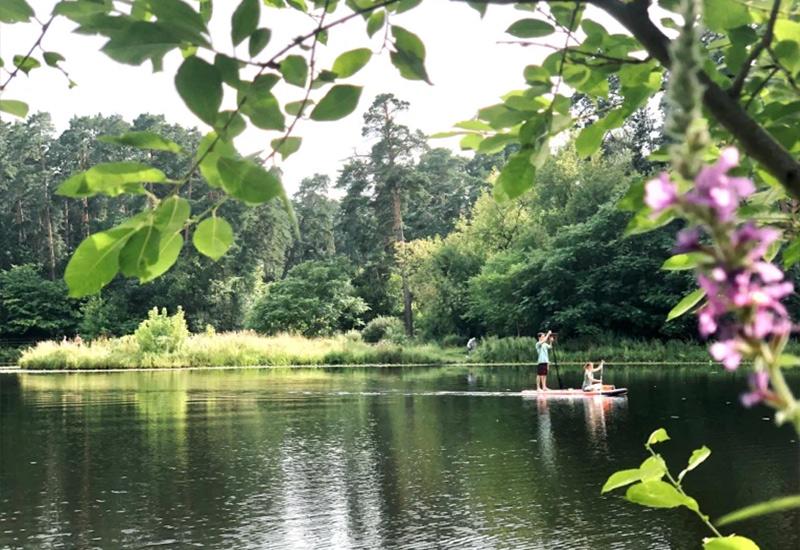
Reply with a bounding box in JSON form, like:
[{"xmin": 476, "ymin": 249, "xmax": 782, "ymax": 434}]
[
  {"xmin": 0, "ymin": 264, "xmax": 79, "ymax": 339},
  {"xmin": 246, "ymin": 259, "xmax": 368, "ymax": 336},
  {"xmin": 440, "ymin": 334, "xmax": 463, "ymax": 348},
  {"xmin": 134, "ymin": 307, "xmax": 189, "ymax": 355},
  {"xmin": 362, "ymin": 316, "xmax": 405, "ymax": 343}
]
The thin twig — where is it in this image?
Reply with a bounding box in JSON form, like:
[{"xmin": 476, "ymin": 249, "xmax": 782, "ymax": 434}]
[
  {"xmin": 1, "ymin": 15, "xmax": 55, "ymax": 91},
  {"xmin": 744, "ymin": 67, "xmax": 779, "ymax": 110},
  {"xmin": 728, "ymin": 0, "xmax": 780, "ymax": 99},
  {"xmin": 499, "ymin": 39, "xmax": 651, "ymax": 64},
  {"xmin": 266, "ymin": 0, "xmax": 331, "ymax": 165},
  {"xmin": 766, "ymin": 48, "xmax": 800, "ymax": 96}
]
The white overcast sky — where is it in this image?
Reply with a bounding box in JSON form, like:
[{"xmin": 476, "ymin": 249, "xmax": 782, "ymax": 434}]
[{"xmin": 1, "ymin": 1, "xmax": 631, "ymax": 193}]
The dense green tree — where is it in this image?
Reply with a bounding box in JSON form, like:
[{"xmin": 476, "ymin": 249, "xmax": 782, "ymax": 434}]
[
  {"xmin": 0, "ymin": 265, "xmax": 79, "ymax": 338},
  {"xmin": 245, "ymin": 259, "xmax": 368, "ymax": 336},
  {"xmin": 288, "ymin": 174, "xmax": 338, "ymax": 267}
]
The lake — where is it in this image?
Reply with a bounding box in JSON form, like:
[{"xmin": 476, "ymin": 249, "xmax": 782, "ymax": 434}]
[{"xmin": 1, "ymin": 365, "xmax": 798, "ymax": 549}]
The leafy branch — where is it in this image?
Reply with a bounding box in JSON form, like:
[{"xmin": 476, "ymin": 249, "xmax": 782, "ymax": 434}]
[
  {"xmin": 727, "ymin": 0, "xmax": 780, "ymax": 99},
  {"xmin": 0, "ymin": 14, "xmax": 55, "ymax": 91}
]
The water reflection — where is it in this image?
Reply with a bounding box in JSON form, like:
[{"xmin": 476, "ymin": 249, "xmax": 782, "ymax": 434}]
[{"xmin": 1, "ymin": 366, "xmax": 798, "ymax": 549}]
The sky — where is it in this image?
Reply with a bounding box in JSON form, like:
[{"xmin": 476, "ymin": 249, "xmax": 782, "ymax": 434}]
[{"xmin": 1, "ymin": 1, "xmax": 629, "ymax": 193}]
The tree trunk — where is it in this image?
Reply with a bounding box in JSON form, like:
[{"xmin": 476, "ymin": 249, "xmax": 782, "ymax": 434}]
[{"xmin": 391, "ymin": 186, "xmax": 414, "ymax": 336}]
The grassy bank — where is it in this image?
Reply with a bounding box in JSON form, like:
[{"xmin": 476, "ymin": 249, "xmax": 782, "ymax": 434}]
[
  {"xmin": 472, "ymin": 336, "xmax": 716, "ymax": 364},
  {"xmin": 20, "ymin": 333, "xmax": 768, "ymax": 371},
  {"xmin": 19, "ymin": 332, "xmax": 464, "ymax": 370}
]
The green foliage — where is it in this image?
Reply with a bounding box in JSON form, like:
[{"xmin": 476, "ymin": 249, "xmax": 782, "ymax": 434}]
[
  {"xmin": 246, "ymin": 259, "xmax": 368, "ymax": 336},
  {"xmin": 603, "ymin": 428, "xmax": 759, "ymax": 549},
  {"xmin": 0, "ymin": 265, "xmax": 79, "ymax": 338},
  {"xmin": 19, "ymin": 332, "xmax": 463, "ymax": 369},
  {"xmin": 134, "ymin": 306, "xmax": 189, "ymax": 355},
  {"xmin": 310, "ymin": 85, "xmax": 362, "ymax": 121},
  {"xmin": 361, "ymin": 316, "xmax": 404, "ymax": 344}
]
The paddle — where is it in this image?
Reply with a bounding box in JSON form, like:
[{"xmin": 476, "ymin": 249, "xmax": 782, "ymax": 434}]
[{"xmin": 551, "ymin": 337, "xmax": 563, "ymax": 389}]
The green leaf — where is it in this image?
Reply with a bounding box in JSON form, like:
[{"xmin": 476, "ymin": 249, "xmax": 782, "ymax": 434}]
[
  {"xmin": 506, "ymin": 18, "xmax": 555, "ymax": 38},
  {"xmin": 661, "ymin": 252, "xmax": 708, "ymax": 271},
  {"xmin": 141, "ymin": 231, "xmax": 184, "ymax": 283},
  {"xmin": 0, "ymin": 0, "xmax": 34, "ymax": 23},
  {"xmin": 214, "ymin": 110, "xmax": 247, "ymax": 140},
  {"xmin": 466, "ymin": 1, "xmax": 487, "ymax": 17},
  {"xmin": 366, "ymin": 10, "xmax": 385, "ymax": 37},
  {"xmin": 58, "ymin": 162, "xmax": 166, "ymax": 197},
  {"xmin": 601, "ymin": 469, "xmax": 641, "ymax": 494},
  {"xmin": 148, "ymin": 0, "xmax": 208, "ymax": 37},
  {"xmin": 777, "ymin": 354, "xmax": 800, "ymax": 368},
  {"xmin": 717, "ymin": 494, "xmax": 800, "ymax": 527},
  {"xmin": 199, "ymin": 0, "xmax": 212, "ymax": 23},
  {"xmin": 395, "ymin": 0, "xmax": 422, "ymax": 14},
  {"xmin": 625, "ymin": 209, "xmax": 674, "ymax": 236},
  {"xmin": 119, "ymin": 225, "xmax": 162, "ymax": 278},
  {"xmin": 196, "ymin": 132, "xmax": 238, "ymax": 188},
  {"xmin": 646, "ymin": 428, "xmax": 670, "ymax": 446},
  {"xmin": 332, "ymin": 48, "xmax": 372, "ymax": 78},
  {"xmin": 13, "ymin": 55, "xmax": 40, "ymax": 74},
  {"xmin": 239, "ymin": 79, "xmax": 285, "ymax": 130},
  {"xmin": 193, "ymin": 215, "xmax": 233, "ymax": 260},
  {"xmin": 98, "ymin": 131, "xmax": 183, "ymax": 153},
  {"xmin": 575, "ymin": 120, "xmax": 606, "ymax": 157},
  {"xmin": 667, "ymin": 288, "xmax": 706, "ymax": 321},
  {"xmin": 310, "ymin": 84, "xmax": 362, "ymax": 121},
  {"xmin": 65, "ymin": 228, "xmax": 137, "ymax": 297},
  {"xmin": 390, "ymin": 26, "xmax": 431, "ymax": 84},
  {"xmin": 0, "ymin": 99, "xmax": 29, "ymax": 118},
  {"xmin": 214, "ymin": 53, "xmax": 241, "ymax": 87},
  {"xmin": 495, "ymin": 150, "xmax": 535, "ymax": 200},
  {"xmin": 217, "ymin": 157, "xmax": 282, "ymax": 204},
  {"xmin": 702, "ymin": 536, "xmax": 760, "ymax": 550},
  {"xmin": 154, "ymin": 197, "xmax": 191, "ymax": 235},
  {"xmin": 271, "ymin": 136, "xmax": 302, "ymax": 160},
  {"xmin": 678, "ymin": 446, "xmax": 710, "ymax": 482},
  {"xmin": 638, "ymin": 455, "xmax": 667, "ymax": 482},
  {"xmin": 455, "ymin": 120, "xmax": 492, "ymax": 131},
  {"xmin": 285, "ymin": 99, "xmax": 313, "ymax": 116},
  {"xmin": 279, "ymin": 55, "xmax": 308, "ymax": 87},
  {"xmin": 703, "ymin": 0, "xmax": 750, "ymax": 33},
  {"xmin": 175, "ymin": 56, "xmax": 222, "ymax": 125},
  {"xmin": 625, "ymin": 480, "xmax": 696, "ymax": 509},
  {"xmin": 478, "ymin": 133, "xmax": 517, "ymax": 155},
  {"xmin": 100, "ymin": 21, "xmax": 184, "ymax": 67},
  {"xmin": 248, "ymin": 28, "xmax": 271, "ymax": 57},
  {"xmin": 231, "ymin": 0, "xmax": 259, "ymax": 46},
  {"xmin": 42, "ymin": 51, "xmax": 65, "ymax": 67},
  {"xmin": 460, "ymin": 134, "xmax": 483, "ymax": 150},
  {"xmin": 782, "ymin": 236, "xmax": 800, "ymax": 268}
]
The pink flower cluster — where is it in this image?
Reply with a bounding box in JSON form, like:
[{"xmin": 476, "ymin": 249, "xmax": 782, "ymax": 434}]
[
  {"xmin": 645, "ymin": 148, "xmax": 754, "ymax": 220},
  {"xmin": 644, "ymin": 148, "xmax": 794, "ymax": 407}
]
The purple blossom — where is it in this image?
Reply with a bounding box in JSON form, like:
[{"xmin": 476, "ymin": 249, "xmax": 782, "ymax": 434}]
[
  {"xmin": 645, "ymin": 173, "xmax": 677, "ymax": 212},
  {"xmin": 685, "ymin": 147, "xmax": 755, "ymax": 221},
  {"xmin": 740, "ymin": 371, "xmax": 771, "ymax": 408},
  {"xmin": 674, "ymin": 228, "xmax": 701, "ymax": 254},
  {"xmin": 710, "ymin": 340, "xmax": 742, "ymax": 370}
]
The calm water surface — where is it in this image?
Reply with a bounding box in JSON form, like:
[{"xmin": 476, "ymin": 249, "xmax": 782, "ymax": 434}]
[{"xmin": 1, "ymin": 365, "xmax": 798, "ymax": 549}]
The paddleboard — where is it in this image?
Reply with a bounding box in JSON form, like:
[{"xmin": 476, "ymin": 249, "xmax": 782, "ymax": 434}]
[{"xmin": 521, "ymin": 388, "xmax": 628, "ymax": 398}]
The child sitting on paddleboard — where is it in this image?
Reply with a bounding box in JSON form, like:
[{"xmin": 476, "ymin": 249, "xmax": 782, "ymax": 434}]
[{"xmin": 582, "ymin": 360, "xmax": 605, "ymax": 392}]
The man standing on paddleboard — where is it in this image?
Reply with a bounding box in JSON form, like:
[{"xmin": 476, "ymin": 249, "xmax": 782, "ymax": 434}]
[{"xmin": 535, "ymin": 330, "xmax": 553, "ymax": 391}]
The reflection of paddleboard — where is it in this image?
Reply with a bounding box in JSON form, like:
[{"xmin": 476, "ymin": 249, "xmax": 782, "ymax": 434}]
[{"xmin": 521, "ymin": 388, "xmax": 628, "ymax": 398}]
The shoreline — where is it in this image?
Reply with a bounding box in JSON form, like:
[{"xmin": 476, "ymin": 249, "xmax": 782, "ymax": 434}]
[{"xmin": 1, "ymin": 360, "xmax": 719, "ymax": 374}]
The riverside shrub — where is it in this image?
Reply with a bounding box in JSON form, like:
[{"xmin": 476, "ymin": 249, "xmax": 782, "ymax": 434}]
[
  {"xmin": 362, "ymin": 316, "xmax": 404, "ymax": 343},
  {"xmin": 134, "ymin": 307, "xmax": 189, "ymax": 355}
]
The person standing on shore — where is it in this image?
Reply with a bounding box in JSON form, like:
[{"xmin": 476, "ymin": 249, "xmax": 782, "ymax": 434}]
[{"xmin": 535, "ymin": 330, "xmax": 553, "ymax": 391}]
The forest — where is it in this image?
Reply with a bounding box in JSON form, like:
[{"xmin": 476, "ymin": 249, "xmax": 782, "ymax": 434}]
[{"xmin": 0, "ymin": 91, "xmax": 706, "ymax": 353}]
